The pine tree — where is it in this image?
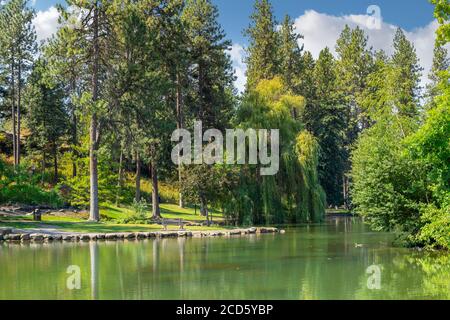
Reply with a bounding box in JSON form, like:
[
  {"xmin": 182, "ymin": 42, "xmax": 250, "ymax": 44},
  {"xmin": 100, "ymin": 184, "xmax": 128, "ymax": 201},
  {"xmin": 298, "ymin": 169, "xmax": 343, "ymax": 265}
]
[
  {"xmin": 361, "ymin": 50, "xmax": 392, "ymax": 120},
  {"xmin": 25, "ymin": 59, "xmax": 68, "ymax": 183},
  {"xmin": 390, "ymin": 28, "xmax": 422, "ymax": 117},
  {"xmin": 0, "ymin": 0, "xmax": 37, "ymax": 168},
  {"xmin": 57, "ymin": 0, "xmax": 118, "ymax": 221},
  {"xmin": 311, "ymin": 48, "xmax": 346, "ymax": 206},
  {"xmin": 278, "ymin": 14, "xmax": 303, "ymax": 96},
  {"xmin": 244, "ymin": 0, "xmax": 279, "ymax": 90},
  {"xmin": 182, "ymin": 0, "xmax": 234, "ymax": 129},
  {"xmin": 426, "ymin": 44, "xmax": 449, "ymax": 109},
  {"xmin": 335, "ymin": 25, "xmax": 373, "ymax": 207},
  {"xmin": 298, "ymin": 51, "xmax": 316, "ymax": 127}
]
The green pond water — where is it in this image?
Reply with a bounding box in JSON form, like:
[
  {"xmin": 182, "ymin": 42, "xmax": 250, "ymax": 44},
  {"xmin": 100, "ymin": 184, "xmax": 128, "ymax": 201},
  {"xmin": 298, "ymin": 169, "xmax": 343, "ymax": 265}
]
[{"xmin": 0, "ymin": 217, "xmax": 449, "ymax": 300}]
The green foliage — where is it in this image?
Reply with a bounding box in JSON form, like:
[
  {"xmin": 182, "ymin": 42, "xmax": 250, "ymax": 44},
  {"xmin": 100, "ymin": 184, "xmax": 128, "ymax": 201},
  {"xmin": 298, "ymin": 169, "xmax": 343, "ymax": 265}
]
[
  {"xmin": 131, "ymin": 198, "xmax": 149, "ymax": 220},
  {"xmin": 58, "ymin": 149, "xmax": 119, "ymax": 208},
  {"xmin": 352, "ymin": 84, "xmax": 450, "ymax": 249},
  {"xmin": 431, "ymin": 0, "xmax": 450, "ymax": 45},
  {"xmin": 426, "ymin": 44, "xmax": 449, "ymax": 109},
  {"xmin": 278, "ymin": 15, "xmax": 303, "ymax": 92},
  {"xmin": 0, "ymin": 159, "xmax": 63, "ymax": 207},
  {"xmin": 390, "ymin": 28, "xmax": 422, "ymax": 117},
  {"xmin": 224, "ymin": 77, "xmax": 325, "ymax": 225},
  {"xmin": 418, "ymin": 203, "xmax": 450, "ymax": 249},
  {"xmin": 244, "ymin": 0, "xmax": 280, "ymax": 89},
  {"xmin": 305, "ymin": 47, "xmax": 346, "ymax": 205},
  {"xmin": 351, "ymin": 115, "xmax": 420, "ymax": 232}
]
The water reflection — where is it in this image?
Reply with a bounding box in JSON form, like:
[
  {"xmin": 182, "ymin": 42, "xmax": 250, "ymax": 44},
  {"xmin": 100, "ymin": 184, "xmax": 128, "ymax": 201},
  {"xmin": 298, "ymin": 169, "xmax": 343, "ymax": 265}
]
[{"xmin": 0, "ymin": 218, "xmax": 449, "ymax": 300}]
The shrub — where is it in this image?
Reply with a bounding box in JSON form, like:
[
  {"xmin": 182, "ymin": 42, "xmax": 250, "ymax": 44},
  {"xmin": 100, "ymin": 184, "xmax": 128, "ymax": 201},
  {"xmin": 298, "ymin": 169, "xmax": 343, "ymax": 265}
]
[{"xmin": 131, "ymin": 199, "xmax": 149, "ymax": 220}]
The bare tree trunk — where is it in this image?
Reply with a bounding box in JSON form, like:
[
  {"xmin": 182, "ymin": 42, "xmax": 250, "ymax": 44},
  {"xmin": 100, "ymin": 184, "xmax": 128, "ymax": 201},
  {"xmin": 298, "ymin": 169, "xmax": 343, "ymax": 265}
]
[
  {"xmin": 342, "ymin": 174, "xmax": 350, "ymax": 210},
  {"xmin": 176, "ymin": 72, "xmax": 184, "ymax": 208},
  {"xmin": 200, "ymin": 195, "xmax": 209, "ymax": 225},
  {"xmin": 150, "ymin": 161, "xmax": 161, "ymax": 219},
  {"xmin": 41, "ymin": 151, "xmax": 45, "ymax": 185},
  {"xmin": 89, "ymin": 2, "xmax": 100, "ymax": 222},
  {"xmin": 135, "ymin": 151, "xmax": 141, "ymax": 202},
  {"xmin": 71, "ymin": 76, "xmax": 78, "ymax": 178},
  {"xmin": 53, "ymin": 141, "xmax": 58, "ymax": 183},
  {"xmin": 11, "ymin": 58, "xmax": 16, "ymax": 169},
  {"xmin": 17, "ymin": 61, "xmax": 21, "ymax": 166},
  {"xmin": 200, "ymin": 195, "xmax": 208, "ymax": 217},
  {"xmin": 116, "ymin": 147, "xmax": 124, "ymax": 205},
  {"xmin": 72, "ymin": 113, "xmax": 78, "ymax": 178}
]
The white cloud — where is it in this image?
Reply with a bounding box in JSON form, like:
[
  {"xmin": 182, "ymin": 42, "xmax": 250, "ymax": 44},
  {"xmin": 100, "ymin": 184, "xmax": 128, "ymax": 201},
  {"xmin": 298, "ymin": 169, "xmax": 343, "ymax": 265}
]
[
  {"xmin": 294, "ymin": 10, "xmax": 446, "ymax": 89},
  {"xmin": 230, "ymin": 10, "xmax": 446, "ymax": 92},
  {"xmin": 33, "ymin": 6, "xmax": 60, "ymax": 43},
  {"xmin": 230, "ymin": 43, "xmax": 247, "ymax": 94}
]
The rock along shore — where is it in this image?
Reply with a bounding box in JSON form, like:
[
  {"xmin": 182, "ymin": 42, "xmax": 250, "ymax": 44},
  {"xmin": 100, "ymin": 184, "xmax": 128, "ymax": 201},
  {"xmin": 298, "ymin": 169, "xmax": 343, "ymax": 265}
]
[{"xmin": 0, "ymin": 227, "xmax": 282, "ymax": 243}]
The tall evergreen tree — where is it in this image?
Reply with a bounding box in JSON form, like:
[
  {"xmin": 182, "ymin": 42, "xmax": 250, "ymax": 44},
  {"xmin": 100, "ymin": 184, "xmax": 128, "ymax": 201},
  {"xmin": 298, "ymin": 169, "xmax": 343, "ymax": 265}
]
[
  {"xmin": 182, "ymin": 0, "xmax": 235, "ymax": 129},
  {"xmin": 244, "ymin": 0, "xmax": 279, "ymax": 90},
  {"xmin": 335, "ymin": 25, "xmax": 373, "ymax": 207},
  {"xmin": 57, "ymin": 0, "xmax": 118, "ymax": 221},
  {"xmin": 0, "ymin": 0, "xmax": 37, "ymax": 168},
  {"xmin": 390, "ymin": 28, "xmax": 422, "ymax": 117},
  {"xmin": 25, "ymin": 59, "xmax": 68, "ymax": 183},
  {"xmin": 426, "ymin": 44, "xmax": 449, "ymax": 109},
  {"xmin": 298, "ymin": 51, "xmax": 316, "ymax": 127},
  {"xmin": 278, "ymin": 14, "xmax": 303, "ymax": 97},
  {"xmin": 310, "ymin": 48, "xmax": 346, "ymax": 206}
]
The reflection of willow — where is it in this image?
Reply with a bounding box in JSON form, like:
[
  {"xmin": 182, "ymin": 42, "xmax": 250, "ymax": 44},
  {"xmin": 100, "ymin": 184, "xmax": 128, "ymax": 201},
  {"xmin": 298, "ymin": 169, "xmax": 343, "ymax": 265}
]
[{"xmin": 90, "ymin": 241, "xmax": 99, "ymax": 300}]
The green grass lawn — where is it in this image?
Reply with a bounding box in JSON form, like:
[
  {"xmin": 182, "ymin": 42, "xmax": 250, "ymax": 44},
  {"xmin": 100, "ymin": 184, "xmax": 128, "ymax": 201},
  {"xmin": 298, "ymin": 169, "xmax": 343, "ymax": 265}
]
[
  {"xmin": 0, "ymin": 219, "xmax": 223, "ymax": 233},
  {"xmin": 101, "ymin": 203, "xmax": 224, "ymax": 222},
  {"xmin": 0, "ymin": 202, "xmax": 227, "ymax": 233}
]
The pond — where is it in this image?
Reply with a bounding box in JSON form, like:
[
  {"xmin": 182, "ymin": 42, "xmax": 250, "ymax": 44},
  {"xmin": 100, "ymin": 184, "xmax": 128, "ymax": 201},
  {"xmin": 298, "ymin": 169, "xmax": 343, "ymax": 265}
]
[{"xmin": 0, "ymin": 217, "xmax": 449, "ymax": 300}]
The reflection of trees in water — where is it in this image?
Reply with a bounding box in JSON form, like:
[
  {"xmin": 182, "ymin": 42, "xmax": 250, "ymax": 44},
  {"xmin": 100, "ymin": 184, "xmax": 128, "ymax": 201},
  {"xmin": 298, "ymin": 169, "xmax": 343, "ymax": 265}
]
[
  {"xmin": 89, "ymin": 241, "xmax": 99, "ymax": 300},
  {"xmin": 352, "ymin": 250, "xmax": 450, "ymax": 299},
  {"xmin": 2, "ymin": 224, "xmax": 449, "ymax": 299},
  {"xmin": 0, "ymin": 242, "xmax": 93, "ymax": 299}
]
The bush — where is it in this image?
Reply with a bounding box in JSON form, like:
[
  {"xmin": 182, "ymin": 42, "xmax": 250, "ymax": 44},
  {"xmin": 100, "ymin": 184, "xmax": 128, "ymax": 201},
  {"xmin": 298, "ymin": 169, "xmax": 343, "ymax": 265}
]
[
  {"xmin": 131, "ymin": 199, "xmax": 149, "ymax": 220},
  {"xmin": 0, "ymin": 184, "xmax": 63, "ymax": 207},
  {"xmin": 58, "ymin": 155, "xmax": 119, "ymax": 207},
  {"xmin": 418, "ymin": 203, "xmax": 450, "ymax": 249},
  {"xmin": 0, "ymin": 159, "xmax": 64, "ymax": 207}
]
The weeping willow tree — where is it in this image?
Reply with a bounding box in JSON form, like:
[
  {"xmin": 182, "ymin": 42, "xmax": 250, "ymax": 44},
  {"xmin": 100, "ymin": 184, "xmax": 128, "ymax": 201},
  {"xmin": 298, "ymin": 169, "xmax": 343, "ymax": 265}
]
[{"xmin": 223, "ymin": 77, "xmax": 325, "ymax": 225}]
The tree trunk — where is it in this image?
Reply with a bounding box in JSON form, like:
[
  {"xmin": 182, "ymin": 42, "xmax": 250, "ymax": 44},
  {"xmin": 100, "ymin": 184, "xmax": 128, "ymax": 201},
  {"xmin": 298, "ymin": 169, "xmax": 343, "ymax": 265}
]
[
  {"xmin": 89, "ymin": 113, "xmax": 100, "ymax": 221},
  {"xmin": 116, "ymin": 147, "xmax": 124, "ymax": 205},
  {"xmin": 71, "ymin": 92, "xmax": 78, "ymax": 178},
  {"xmin": 89, "ymin": 2, "xmax": 100, "ymax": 222},
  {"xmin": 17, "ymin": 61, "xmax": 21, "ymax": 166},
  {"xmin": 41, "ymin": 151, "xmax": 46, "ymax": 185},
  {"xmin": 176, "ymin": 72, "xmax": 184, "ymax": 208},
  {"xmin": 135, "ymin": 151, "xmax": 141, "ymax": 202},
  {"xmin": 53, "ymin": 141, "xmax": 58, "ymax": 183},
  {"xmin": 200, "ymin": 195, "xmax": 208, "ymax": 217},
  {"xmin": 200, "ymin": 195, "xmax": 209, "ymax": 226},
  {"xmin": 342, "ymin": 174, "xmax": 349, "ymax": 210},
  {"xmin": 11, "ymin": 58, "xmax": 16, "ymax": 169},
  {"xmin": 150, "ymin": 161, "xmax": 161, "ymax": 219}
]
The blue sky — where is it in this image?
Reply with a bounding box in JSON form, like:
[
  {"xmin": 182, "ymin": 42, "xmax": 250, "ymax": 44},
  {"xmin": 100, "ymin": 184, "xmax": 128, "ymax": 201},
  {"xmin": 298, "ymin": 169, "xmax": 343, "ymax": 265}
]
[
  {"xmin": 30, "ymin": 0, "xmax": 442, "ymax": 92},
  {"xmin": 34, "ymin": 0, "xmax": 436, "ymax": 44}
]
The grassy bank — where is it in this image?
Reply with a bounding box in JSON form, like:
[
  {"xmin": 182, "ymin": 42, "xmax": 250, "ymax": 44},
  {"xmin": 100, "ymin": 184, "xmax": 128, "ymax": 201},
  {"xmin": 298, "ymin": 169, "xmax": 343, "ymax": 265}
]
[{"xmin": 0, "ymin": 203, "xmax": 227, "ymax": 234}]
